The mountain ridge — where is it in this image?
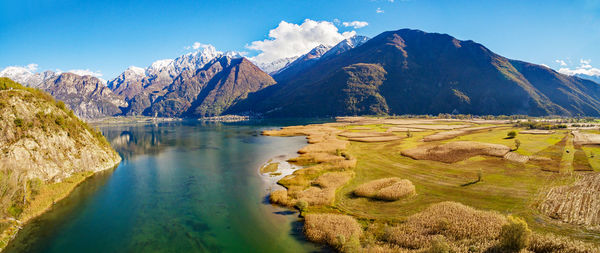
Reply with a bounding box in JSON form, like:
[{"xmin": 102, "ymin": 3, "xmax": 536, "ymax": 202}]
[{"xmin": 227, "ymin": 28, "xmax": 600, "ymax": 117}]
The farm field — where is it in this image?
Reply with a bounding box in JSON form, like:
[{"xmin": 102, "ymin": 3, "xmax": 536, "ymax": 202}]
[{"xmin": 262, "ymin": 117, "xmax": 600, "ymax": 252}]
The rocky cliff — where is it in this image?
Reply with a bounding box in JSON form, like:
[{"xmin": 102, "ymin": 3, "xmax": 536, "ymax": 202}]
[
  {"xmin": 39, "ymin": 73, "xmax": 127, "ymax": 119},
  {"xmin": 0, "ymin": 77, "xmax": 121, "ymax": 247}
]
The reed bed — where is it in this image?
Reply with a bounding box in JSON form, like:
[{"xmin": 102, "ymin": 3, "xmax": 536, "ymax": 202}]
[
  {"xmin": 384, "ymin": 201, "xmax": 506, "ymax": 250},
  {"xmin": 538, "ymin": 173, "xmax": 600, "ymax": 231},
  {"xmin": 338, "ymin": 132, "xmax": 394, "ymax": 138},
  {"xmin": 528, "ymin": 233, "xmax": 600, "ymax": 253},
  {"xmin": 348, "ymin": 136, "xmax": 404, "ymax": 143},
  {"xmin": 354, "ymin": 178, "xmax": 415, "ymax": 201},
  {"xmin": 572, "ymin": 131, "xmax": 600, "ymax": 145},
  {"xmin": 422, "ymin": 126, "xmax": 495, "ymax": 142},
  {"xmin": 304, "ymin": 213, "xmax": 363, "ymax": 247},
  {"xmin": 401, "ymin": 141, "xmax": 511, "ymax": 163}
]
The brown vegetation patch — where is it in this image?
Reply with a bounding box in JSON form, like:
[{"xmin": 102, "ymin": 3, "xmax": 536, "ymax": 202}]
[
  {"xmin": 297, "ymin": 171, "xmax": 354, "ymax": 205},
  {"xmin": 422, "ymin": 126, "xmax": 496, "ymax": 142},
  {"xmin": 572, "ymin": 131, "xmax": 600, "ymax": 145},
  {"xmin": 304, "ymin": 213, "xmax": 363, "ymax": 247},
  {"xmin": 338, "ymin": 131, "xmax": 394, "ymax": 138},
  {"xmin": 260, "ymin": 162, "xmax": 279, "ymax": 174},
  {"xmin": 503, "ymin": 152, "xmax": 530, "ymax": 163},
  {"xmin": 573, "ymin": 147, "xmax": 593, "ymax": 171},
  {"xmin": 353, "ymin": 177, "xmax": 415, "ymax": 201},
  {"xmin": 531, "ymin": 136, "xmax": 566, "ymax": 172},
  {"xmin": 520, "ymin": 130, "xmax": 556, "ymax": 134},
  {"xmin": 348, "ymin": 136, "xmax": 404, "ymax": 143},
  {"xmin": 384, "ymin": 201, "xmax": 506, "ymax": 250},
  {"xmin": 269, "ymin": 189, "xmax": 291, "ymax": 206},
  {"xmin": 401, "ymin": 141, "xmax": 510, "ymax": 163},
  {"xmin": 396, "ymin": 124, "xmax": 471, "ymax": 130},
  {"xmin": 385, "ymin": 127, "xmax": 425, "ymax": 133},
  {"xmin": 538, "ymin": 173, "xmax": 600, "ymax": 231},
  {"xmin": 529, "ymin": 233, "xmax": 600, "ymax": 253}
]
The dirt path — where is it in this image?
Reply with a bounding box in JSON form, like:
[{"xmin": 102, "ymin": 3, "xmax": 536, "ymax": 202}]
[{"xmin": 560, "ymin": 132, "xmax": 575, "ymax": 174}]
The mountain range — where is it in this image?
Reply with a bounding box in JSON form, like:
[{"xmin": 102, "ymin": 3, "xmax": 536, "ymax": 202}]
[{"xmin": 2, "ymin": 29, "xmax": 600, "ymax": 118}]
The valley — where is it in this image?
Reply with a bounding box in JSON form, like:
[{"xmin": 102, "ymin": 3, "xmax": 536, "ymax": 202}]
[{"xmin": 261, "ymin": 116, "xmax": 600, "ymax": 252}]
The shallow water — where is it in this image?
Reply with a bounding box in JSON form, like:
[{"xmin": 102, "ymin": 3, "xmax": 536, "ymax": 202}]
[{"xmin": 5, "ymin": 120, "xmax": 327, "ymax": 253}]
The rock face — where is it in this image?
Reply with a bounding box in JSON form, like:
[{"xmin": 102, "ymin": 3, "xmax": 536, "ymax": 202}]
[
  {"xmin": 129, "ymin": 56, "xmax": 276, "ymax": 117},
  {"xmin": 0, "ymin": 67, "xmax": 126, "ymax": 119},
  {"xmin": 228, "ymin": 29, "xmax": 600, "ymax": 117},
  {"xmin": 539, "ymin": 173, "xmax": 600, "ymax": 231},
  {"xmin": 0, "ymin": 77, "xmax": 121, "ymax": 217},
  {"xmin": 40, "ymin": 73, "xmax": 127, "ymax": 119},
  {"xmin": 107, "ymin": 45, "xmax": 225, "ymax": 103}
]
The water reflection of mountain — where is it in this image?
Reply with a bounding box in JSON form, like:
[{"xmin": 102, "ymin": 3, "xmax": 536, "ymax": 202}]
[
  {"xmin": 98, "ymin": 119, "xmax": 330, "ymax": 161},
  {"xmin": 101, "ymin": 124, "xmax": 170, "ymax": 160}
]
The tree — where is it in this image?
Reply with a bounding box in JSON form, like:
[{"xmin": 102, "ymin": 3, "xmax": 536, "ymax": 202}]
[
  {"xmin": 499, "ymin": 216, "xmax": 532, "ymax": 252},
  {"xmin": 514, "ymin": 139, "xmax": 521, "ymax": 151},
  {"xmin": 507, "ymin": 131, "xmax": 517, "ymax": 139},
  {"xmin": 295, "ymin": 199, "xmax": 308, "ymax": 212}
]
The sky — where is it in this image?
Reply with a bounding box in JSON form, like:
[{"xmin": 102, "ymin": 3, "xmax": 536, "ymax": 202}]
[{"xmin": 1, "ymin": 0, "xmax": 599, "ymax": 79}]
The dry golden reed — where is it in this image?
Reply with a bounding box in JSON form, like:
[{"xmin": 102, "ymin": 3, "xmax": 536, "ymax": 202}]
[
  {"xmin": 354, "ymin": 177, "xmax": 416, "ymax": 201},
  {"xmin": 401, "ymin": 141, "xmax": 510, "ymax": 163},
  {"xmin": 384, "ymin": 201, "xmax": 506, "ymax": 249},
  {"xmin": 304, "ymin": 213, "xmax": 362, "ymax": 247}
]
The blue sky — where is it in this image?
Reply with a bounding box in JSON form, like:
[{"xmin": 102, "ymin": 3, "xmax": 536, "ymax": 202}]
[{"xmin": 1, "ymin": 0, "xmax": 599, "ymax": 79}]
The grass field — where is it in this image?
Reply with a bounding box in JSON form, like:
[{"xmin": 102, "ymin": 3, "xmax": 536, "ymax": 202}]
[{"xmin": 263, "ymin": 117, "xmax": 600, "ymax": 252}]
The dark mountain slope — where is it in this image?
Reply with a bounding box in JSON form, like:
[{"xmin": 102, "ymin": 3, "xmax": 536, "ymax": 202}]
[
  {"xmin": 229, "ymin": 29, "xmax": 598, "ymax": 117},
  {"xmin": 131, "ymin": 56, "xmax": 275, "ymax": 117}
]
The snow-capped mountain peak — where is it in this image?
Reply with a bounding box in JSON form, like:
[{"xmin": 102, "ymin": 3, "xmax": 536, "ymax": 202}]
[
  {"xmin": 251, "ymin": 56, "xmax": 300, "ymax": 75},
  {"xmin": 125, "ymin": 66, "xmax": 146, "ymax": 76},
  {"xmin": 321, "ymin": 35, "xmax": 369, "ymax": 59},
  {"xmin": 0, "ymin": 65, "xmax": 59, "ymax": 87}
]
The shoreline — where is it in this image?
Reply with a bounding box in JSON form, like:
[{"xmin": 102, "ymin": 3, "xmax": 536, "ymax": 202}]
[
  {"xmin": 0, "ymin": 157, "xmax": 122, "ymax": 251},
  {"xmin": 259, "ymin": 117, "xmax": 600, "ymax": 251}
]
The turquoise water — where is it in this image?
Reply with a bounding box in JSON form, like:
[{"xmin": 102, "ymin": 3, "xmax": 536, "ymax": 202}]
[{"xmin": 5, "ymin": 120, "xmax": 327, "ymax": 253}]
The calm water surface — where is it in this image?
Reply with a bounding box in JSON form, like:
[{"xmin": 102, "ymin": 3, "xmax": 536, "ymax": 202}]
[{"xmin": 5, "ymin": 120, "xmax": 328, "ymax": 253}]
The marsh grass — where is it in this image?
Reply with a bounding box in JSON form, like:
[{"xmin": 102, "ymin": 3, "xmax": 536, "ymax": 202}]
[
  {"xmin": 528, "ymin": 233, "xmax": 600, "ymax": 253},
  {"xmin": 353, "ymin": 178, "xmax": 415, "ymax": 201},
  {"xmin": 266, "ymin": 119, "xmax": 598, "ymax": 252},
  {"xmin": 304, "ymin": 213, "xmax": 362, "ymax": 248},
  {"xmin": 384, "ymin": 202, "xmax": 506, "ymax": 250},
  {"xmin": 401, "ymin": 141, "xmax": 510, "ymax": 163},
  {"xmin": 260, "ymin": 163, "xmax": 279, "ymax": 174}
]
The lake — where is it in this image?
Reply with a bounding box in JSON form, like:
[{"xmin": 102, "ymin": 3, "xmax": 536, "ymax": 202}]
[{"xmin": 4, "ymin": 120, "xmax": 327, "ymax": 253}]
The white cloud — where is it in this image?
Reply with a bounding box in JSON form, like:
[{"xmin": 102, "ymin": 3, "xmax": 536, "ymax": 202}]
[
  {"xmin": 376, "ymin": 7, "xmax": 385, "ymax": 13},
  {"xmin": 185, "ymin": 42, "xmax": 214, "ymax": 51},
  {"xmin": 580, "ymin": 59, "xmax": 592, "ymax": 69},
  {"xmin": 247, "ymin": 19, "xmax": 356, "ymax": 64},
  {"xmin": 25, "ymin": 63, "xmax": 38, "ymax": 72},
  {"xmin": 65, "ymin": 69, "xmax": 103, "ymax": 78},
  {"xmin": 558, "ymin": 59, "xmax": 600, "ymax": 77},
  {"xmin": 342, "ymin": 21, "xmax": 369, "ymax": 29},
  {"xmin": 555, "ymin": 60, "xmax": 567, "ymax": 66}
]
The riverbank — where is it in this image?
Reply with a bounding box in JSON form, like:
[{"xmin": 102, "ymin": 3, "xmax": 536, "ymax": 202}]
[
  {"xmin": 262, "ymin": 117, "xmax": 600, "ymax": 252},
  {"xmin": 0, "ymin": 158, "xmax": 120, "ymax": 251}
]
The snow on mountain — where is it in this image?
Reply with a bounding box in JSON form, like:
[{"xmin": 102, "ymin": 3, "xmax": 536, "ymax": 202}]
[
  {"xmin": 252, "ymin": 56, "xmax": 300, "ymax": 74},
  {"xmin": 321, "ymin": 35, "xmax": 369, "ymax": 59},
  {"xmin": 0, "ymin": 66, "xmax": 58, "ymax": 87},
  {"xmin": 272, "ymin": 45, "xmax": 331, "ymax": 76}
]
